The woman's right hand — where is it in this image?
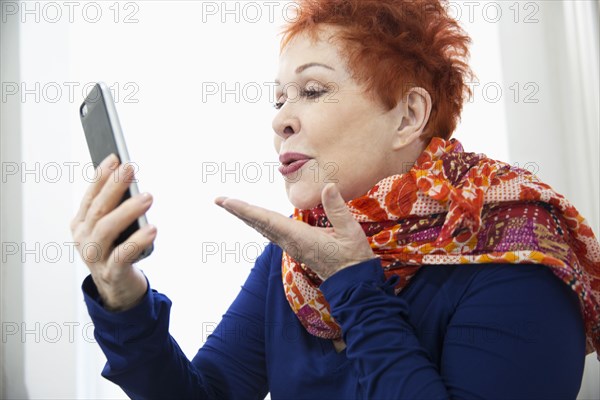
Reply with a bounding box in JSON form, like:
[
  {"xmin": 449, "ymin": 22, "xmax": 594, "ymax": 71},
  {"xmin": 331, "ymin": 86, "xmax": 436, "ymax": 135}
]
[{"xmin": 70, "ymin": 153, "xmax": 157, "ymax": 312}]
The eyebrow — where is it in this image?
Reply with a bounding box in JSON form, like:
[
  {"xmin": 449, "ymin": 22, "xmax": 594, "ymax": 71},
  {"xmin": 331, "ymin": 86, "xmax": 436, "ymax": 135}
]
[{"xmin": 274, "ymin": 62, "xmax": 335, "ymax": 84}]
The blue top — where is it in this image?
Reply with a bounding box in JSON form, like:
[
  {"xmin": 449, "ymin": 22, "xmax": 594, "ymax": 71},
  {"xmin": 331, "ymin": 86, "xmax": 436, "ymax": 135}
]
[{"xmin": 82, "ymin": 242, "xmax": 587, "ymax": 399}]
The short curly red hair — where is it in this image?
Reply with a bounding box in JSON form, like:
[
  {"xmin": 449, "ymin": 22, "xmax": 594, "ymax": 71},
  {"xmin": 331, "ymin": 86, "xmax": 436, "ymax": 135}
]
[{"xmin": 278, "ymin": 0, "xmax": 476, "ymax": 140}]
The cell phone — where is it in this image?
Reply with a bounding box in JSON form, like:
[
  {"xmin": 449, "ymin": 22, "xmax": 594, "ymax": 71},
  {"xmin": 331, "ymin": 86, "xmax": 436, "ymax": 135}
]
[{"xmin": 79, "ymin": 82, "xmax": 154, "ymax": 262}]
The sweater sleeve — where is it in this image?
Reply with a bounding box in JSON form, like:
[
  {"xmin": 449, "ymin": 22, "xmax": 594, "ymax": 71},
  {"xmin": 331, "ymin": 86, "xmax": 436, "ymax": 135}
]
[
  {"xmin": 319, "ymin": 259, "xmax": 587, "ymax": 400},
  {"xmin": 81, "ymin": 244, "xmax": 273, "ymax": 400}
]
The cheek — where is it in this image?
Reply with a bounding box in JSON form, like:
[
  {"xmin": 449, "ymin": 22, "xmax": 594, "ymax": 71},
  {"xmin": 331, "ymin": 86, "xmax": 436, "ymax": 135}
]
[
  {"xmin": 318, "ymin": 100, "xmax": 378, "ymax": 145},
  {"xmin": 302, "ymin": 98, "xmax": 385, "ymax": 170},
  {"xmin": 273, "ymin": 135, "xmax": 282, "ymax": 153}
]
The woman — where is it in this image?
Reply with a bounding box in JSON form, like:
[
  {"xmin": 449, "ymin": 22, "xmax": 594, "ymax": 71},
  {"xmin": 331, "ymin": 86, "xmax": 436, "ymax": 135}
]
[{"xmin": 70, "ymin": 0, "xmax": 600, "ymax": 398}]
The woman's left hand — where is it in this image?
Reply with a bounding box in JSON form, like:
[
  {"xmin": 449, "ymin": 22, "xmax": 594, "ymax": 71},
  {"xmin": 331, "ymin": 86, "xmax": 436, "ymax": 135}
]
[{"xmin": 214, "ymin": 183, "xmax": 377, "ymax": 281}]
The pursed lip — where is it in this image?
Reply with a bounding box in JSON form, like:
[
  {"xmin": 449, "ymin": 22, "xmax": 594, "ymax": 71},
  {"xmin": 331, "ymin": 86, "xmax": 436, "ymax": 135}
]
[
  {"xmin": 278, "ymin": 159, "xmax": 311, "ymax": 176},
  {"xmin": 279, "ymin": 152, "xmax": 313, "ymax": 166}
]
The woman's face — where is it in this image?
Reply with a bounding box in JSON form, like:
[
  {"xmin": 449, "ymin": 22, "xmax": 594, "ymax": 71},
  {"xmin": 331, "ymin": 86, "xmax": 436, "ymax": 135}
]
[{"xmin": 272, "ymin": 25, "xmax": 431, "ymax": 210}]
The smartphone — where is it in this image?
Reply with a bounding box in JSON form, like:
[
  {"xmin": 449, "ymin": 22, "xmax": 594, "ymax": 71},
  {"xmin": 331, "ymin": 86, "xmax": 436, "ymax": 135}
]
[{"xmin": 79, "ymin": 82, "xmax": 154, "ymax": 262}]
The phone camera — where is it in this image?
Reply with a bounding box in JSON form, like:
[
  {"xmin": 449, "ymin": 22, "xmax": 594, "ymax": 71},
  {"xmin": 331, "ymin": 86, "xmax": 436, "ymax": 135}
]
[{"xmin": 80, "ymin": 103, "xmax": 88, "ymax": 118}]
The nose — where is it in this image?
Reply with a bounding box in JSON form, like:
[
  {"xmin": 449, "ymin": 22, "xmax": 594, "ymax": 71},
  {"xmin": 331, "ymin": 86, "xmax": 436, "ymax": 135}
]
[{"xmin": 272, "ymin": 108, "xmax": 300, "ymax": 140}]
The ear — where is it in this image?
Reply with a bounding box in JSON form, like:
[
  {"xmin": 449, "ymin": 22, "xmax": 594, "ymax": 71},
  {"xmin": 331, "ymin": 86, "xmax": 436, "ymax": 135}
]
[{"xmin": 392, "ymin": 87, "xmax": 432, "ymax": 150}]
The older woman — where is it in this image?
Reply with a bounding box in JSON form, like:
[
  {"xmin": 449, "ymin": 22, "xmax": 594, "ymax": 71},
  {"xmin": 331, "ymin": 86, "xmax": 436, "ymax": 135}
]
[{"xmin": 71, "ymin": 0, "xmax": 600, "ymax": 398}]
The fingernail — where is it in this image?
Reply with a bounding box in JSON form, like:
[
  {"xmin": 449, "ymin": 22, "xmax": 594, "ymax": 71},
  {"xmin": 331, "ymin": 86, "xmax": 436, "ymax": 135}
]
[
  {"xmin": 214, "ymin": 196, "xmax": 227, "ymax": 207},
  {"xmin": 123, "ymin": 163, "xmax": 134, "ymax": 176},
  {"xmin": 101, "ymin": 153, "xmax": 118, "ymax": 168},
  {"xmin": 141, "ymin": 192, "xmax": 152, "ymax": 203}
]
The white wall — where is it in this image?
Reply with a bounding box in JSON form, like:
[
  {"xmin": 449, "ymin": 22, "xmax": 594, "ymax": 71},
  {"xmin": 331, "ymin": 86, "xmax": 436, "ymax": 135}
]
[
  {"xmin": 1, "ymin": 1, "xmax": 597, "ymax": 398},
  {"xmin": 1, "ymin": 3, "xmax": 27, "ymax": 398}
]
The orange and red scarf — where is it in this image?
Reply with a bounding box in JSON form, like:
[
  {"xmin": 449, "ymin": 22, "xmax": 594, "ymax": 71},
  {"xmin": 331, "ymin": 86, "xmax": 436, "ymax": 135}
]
[{"xmin": 282, "ymin": 137, "xmax": 600, "ymax": 359}]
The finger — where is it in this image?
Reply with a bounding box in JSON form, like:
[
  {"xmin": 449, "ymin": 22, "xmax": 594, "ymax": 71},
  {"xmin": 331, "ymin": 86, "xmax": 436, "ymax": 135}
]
[
  {"xmin": 84, "ymin": 161, "xmax": 135, "ymax": 229},
  {"xmin": 110, "ymin": 223, "xmax": 157, "ymax": 267},
  {"xmin": 321, "ymin": 183, "xmax": 360, "ymax": 235},
  {"xmin": 217, "ymin": 197, "xmax": 308, "ymax": 248},
  {"xmin": 216, "ymin": 197, "xmax": 337, "ymax": 263},
  {"xmin": 218, "ymin": 198, "xmax": 281, "ymax": 242},
  {"xmin": 73, "ymin": 153, "xmax": 119, "ymax": 224},
  {"xmin": 93, "ymin": 192, "xmax": 153, "ymax": 253},
  {"xmin": 214, "ymin": 196, "xmax": 228, "ymax": 207}
]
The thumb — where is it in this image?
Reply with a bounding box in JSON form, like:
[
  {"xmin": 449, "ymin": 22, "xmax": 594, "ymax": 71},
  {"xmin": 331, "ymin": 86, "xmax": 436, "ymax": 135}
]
[{"xmin": 321, "ymin": 183, "xmax": 360, "ymax": 235}]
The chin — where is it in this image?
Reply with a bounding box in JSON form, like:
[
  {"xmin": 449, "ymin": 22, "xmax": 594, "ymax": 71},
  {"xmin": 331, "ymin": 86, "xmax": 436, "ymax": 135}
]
[
  {"xmin": 285, "ymin": 181, "xmax": 323, "ymax": 210},
  {"xmin": 289, "ymin": 194, "xmax": 322, "ymax": 210}
]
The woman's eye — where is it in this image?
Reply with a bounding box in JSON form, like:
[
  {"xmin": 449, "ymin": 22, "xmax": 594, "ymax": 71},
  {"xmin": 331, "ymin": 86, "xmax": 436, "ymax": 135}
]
[
  {"xmin": 300, "ymin": 88, "xmax": 326, "ymax": 99},
  {"xmin": 273, "ymin": 87, "xmax": 328, "ymax": 110}
]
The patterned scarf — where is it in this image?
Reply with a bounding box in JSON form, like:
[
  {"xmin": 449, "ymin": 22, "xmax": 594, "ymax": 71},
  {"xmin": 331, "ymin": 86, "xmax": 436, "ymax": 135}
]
[{"xmin": 281, "ymin": 137, "xmax": 600, "ymax": 359}]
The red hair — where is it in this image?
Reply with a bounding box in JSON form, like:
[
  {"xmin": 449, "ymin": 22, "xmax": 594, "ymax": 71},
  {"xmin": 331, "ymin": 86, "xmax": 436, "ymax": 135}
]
[{"xmin": 278, "ymin": 0, "xmax": 476, "ymax": 140}]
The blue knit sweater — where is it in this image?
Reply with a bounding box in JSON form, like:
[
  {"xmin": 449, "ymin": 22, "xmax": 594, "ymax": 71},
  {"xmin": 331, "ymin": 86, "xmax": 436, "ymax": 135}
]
[{"xmin": 82, "ymin": 241, "xmax": 587, "ymax": 399}]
